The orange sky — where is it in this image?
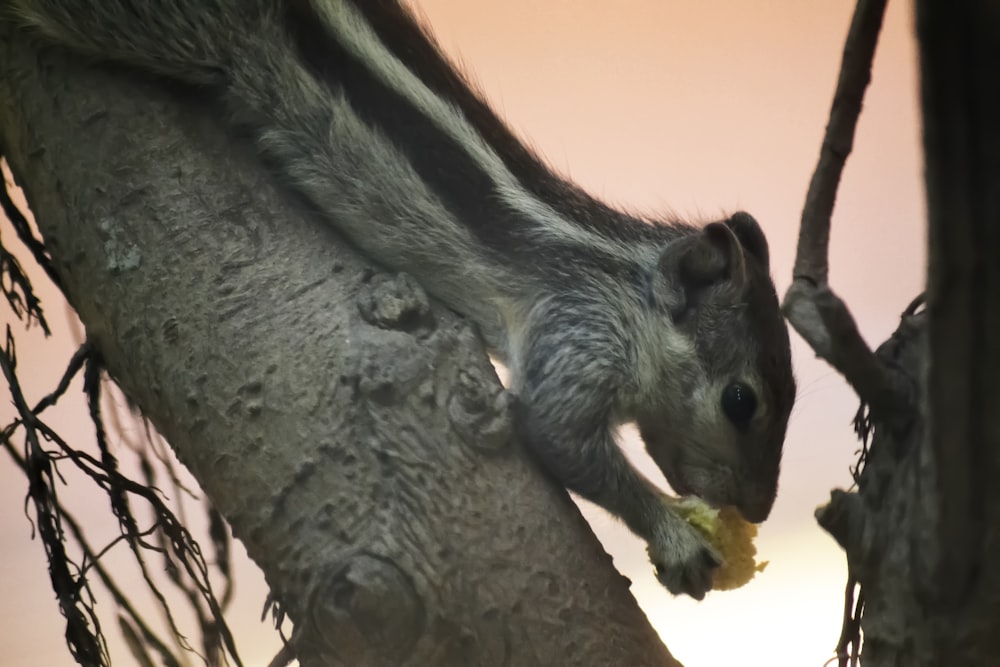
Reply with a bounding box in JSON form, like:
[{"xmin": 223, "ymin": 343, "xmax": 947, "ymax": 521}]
[{"xmin": 0, "ymin": 2, "xmax": 925, "ymax": 665}]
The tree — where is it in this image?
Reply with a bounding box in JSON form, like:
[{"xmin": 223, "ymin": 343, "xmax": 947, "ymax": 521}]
[
  {"xmin": 0, "ymin": 15, "xmax": 676, "ymax": 667},
  {"xmin": 10, "ymin": 0, "xmax": 993, "ymax": 664},
  {"xmin": 784, "ymin": 0, "xmax": 1000, "ymax": 664}
]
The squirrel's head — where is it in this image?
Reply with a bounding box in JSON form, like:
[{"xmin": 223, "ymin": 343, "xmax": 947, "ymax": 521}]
[{"xmin": 633, "ymin": 212, "xmax": 795, "ymax": 523}]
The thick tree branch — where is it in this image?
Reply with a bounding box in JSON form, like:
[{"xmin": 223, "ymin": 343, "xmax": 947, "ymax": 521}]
[{"xmin": 0, "ymin": 25, "xmax": 678, "ymax": 667}]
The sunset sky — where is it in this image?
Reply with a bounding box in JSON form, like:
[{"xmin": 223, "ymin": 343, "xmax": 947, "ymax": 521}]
[{"xmin": 1, "ymin": 1, "xmax": 925, "ymax": 665}]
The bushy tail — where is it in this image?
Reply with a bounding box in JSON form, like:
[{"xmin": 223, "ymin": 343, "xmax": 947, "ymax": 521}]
[
  {"xmin": 7, "ymin": 0, "xmax": 276, "ymax": 86},
  {"xmin": 6, "ymin": 0, "xmax": 525, "ymax": 326},
  {"xmin": 7, "ymin": 0, "xmax": 318, "ymax": 176}
]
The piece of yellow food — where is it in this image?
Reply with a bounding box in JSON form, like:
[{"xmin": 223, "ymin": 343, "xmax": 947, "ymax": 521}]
[{"xmin": 674, "ymin": 497, "xmax": 768, "ymax": 590}]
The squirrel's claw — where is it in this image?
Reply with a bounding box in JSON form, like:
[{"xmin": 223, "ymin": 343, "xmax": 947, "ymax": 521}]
[{"xmin": 647, "ymin": 517, "xmax": 721, "ymax": 600}]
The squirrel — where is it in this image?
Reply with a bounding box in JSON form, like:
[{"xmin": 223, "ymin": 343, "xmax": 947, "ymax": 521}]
[{"xmin": 8, "ymin": 0, "xmax": 796, "ymax": 600}]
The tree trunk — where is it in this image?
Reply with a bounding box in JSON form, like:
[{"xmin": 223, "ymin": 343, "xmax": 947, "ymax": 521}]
[
  {"xmin": 0, "ymin": 25, "xmax": 677, "ymax": 667},
  {"xmin": 919, "ymin": 0, "xmax": 1000, "ymax": 660},
  {"xmin": 815, "ymin": 2, "xmax": 1000, "ymax": 664}
]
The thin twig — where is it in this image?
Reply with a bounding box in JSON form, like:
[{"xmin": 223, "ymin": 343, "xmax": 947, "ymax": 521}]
[
  {"xmin": 793, "ymin": 0, "xmax": 888, "ymax": 284},
  {"xmin": 1, "ymin": 342, "xmax": 91, "ymax": 447},
  {"xmin": 834, "ymin": 576, "xmax": 864, "ymax": 667},
  {"xmin": 2, "ymin": 335, "xmax": 243, "ymax": 666},
  {"xmin": 0, "ymin": 328, "xmax": 109, "ymax": 666},
  {"xmin": 2, "ymin": 438, "xmax": 185, "ymax": 667},
  {"xmin": 782, "ymin": 0, "xmax": 909, "ymax": 418},
  {"xmin": 1, "ymin": 162, "xmax": 61, "ymax": 288}
]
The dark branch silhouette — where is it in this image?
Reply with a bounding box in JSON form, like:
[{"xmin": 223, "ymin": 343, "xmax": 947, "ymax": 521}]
[{"xmin": 782, "ymin": 0, "xmax": 913, "ymax": 422}]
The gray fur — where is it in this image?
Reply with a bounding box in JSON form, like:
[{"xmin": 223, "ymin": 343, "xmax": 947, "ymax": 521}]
[{"xmin": 8, "ymin": 0, "xmax": 796, "ymax": 600}]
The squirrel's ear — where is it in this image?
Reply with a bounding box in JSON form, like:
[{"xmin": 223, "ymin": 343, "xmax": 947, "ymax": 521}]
[
  {"xmin": 692, "ymin": 221, "xmax": 747, "ymax": 287},
  {"xmin": 725, "ymin": 211, "xmax": 770, "ymax": 269},
  {"xmin": 651, "ymin": 222, "xmax": 747, "ymax": 321}
]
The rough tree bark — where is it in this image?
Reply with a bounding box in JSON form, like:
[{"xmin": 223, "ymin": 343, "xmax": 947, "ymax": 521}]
[
  {"xmin": 788, "ymin": 1, "xmax": 1000, "ymax": 665},
  {"xmin": 0, "ymin": 23, "xmax": 678, "ymax": 667}
]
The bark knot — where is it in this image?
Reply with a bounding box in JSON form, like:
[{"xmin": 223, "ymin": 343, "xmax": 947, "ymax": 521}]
[
  {"xmin": 356, "ymin": 272, "xmax": 432, "ymax": 333},
  {"xmin": 304, "ymin": 553, "xmax": 424, "ymax": 664}
]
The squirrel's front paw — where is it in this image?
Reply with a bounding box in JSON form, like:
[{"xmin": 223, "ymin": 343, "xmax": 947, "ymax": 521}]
[{"xmin": 647, "ymin": 514, "xmax": 721, "ymax": 600}]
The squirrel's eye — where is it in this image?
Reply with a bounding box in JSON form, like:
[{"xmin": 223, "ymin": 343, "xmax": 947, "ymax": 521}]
[{"xmin": 721, "ymin": 382, "xmax": 757, "ymax": 430}]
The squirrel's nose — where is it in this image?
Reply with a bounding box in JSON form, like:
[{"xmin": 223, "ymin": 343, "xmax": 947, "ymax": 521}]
[{"xmin": 737, "ymin": 487, "xmax": 776, "ymax": 524}]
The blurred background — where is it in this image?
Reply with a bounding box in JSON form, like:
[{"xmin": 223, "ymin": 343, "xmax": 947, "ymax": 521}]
[{"xmin": 0, "ymin": 1, "xmax": 924, "ymax": 665}]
